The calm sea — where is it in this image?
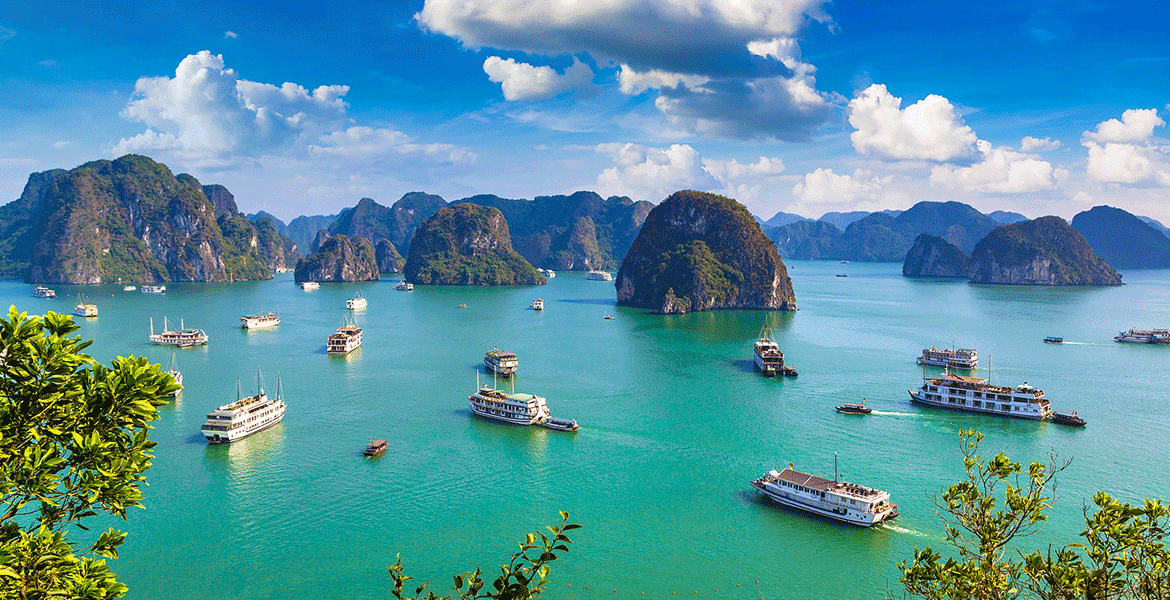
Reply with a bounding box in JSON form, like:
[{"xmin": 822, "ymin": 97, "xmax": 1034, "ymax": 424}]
[{"xmin": 5, "ymin": 261, "xmax": 1168, "ymax": 599}]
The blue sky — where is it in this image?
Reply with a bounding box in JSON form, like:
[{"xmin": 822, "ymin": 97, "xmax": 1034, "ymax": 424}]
[{"xmin": 1, "ymin": 0, "xmax": 1169, "ymax": 222}]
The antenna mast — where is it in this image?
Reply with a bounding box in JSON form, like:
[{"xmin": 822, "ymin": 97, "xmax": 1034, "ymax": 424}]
[{"xmin": 834, "ymin": 452, "xmax": 838, "ymax": 483}]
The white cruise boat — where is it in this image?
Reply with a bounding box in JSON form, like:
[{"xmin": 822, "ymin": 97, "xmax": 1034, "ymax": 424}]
[
  {"xmin": 586, "ymin": 270, "xmax": 613, "ymax": 281},
  {"xmin": 149, "ymin": 317, "xmax": 208, "ymax": 347},
  {"xmin": 909, "ymin": 371, "xmax": 1051, "ymax": 420},
  {"xmin": 468, "ymin": 384, "xmax": 550, "ymax": 426},
  {"xmin": 240, "ymin": 312, "xmax": 280, "ymax": 329},
  {"xmin": 166, "ymin": 354, "xmax": 183, "ymax": 396},
  {"xmin": 394, "ymin": 280, "xmax": 413, "ymax": 291},
  {"xmin": 346, "ymin": 295, "xmax": 368, "ymax": 310},
  {"xmin": 754, "ymin": 326, "xmax": 783, "ymax": 376},
  {"xmin": 74, "ymin": 299, "xmax": 98, "ymax": 317},
  {"xmin": 484, "ymin": 347, "xmax": 518, "ymax": 377},
  {"xmin": 32, "ymin": 286, "xmax": 57, "ymax": 299},
  {"xmin": 200, "ymin": 372, "xmax": 286, "ymax": 444},
  {"xmin": 917, "ymin": 345, "xmax": 978, "ymax": 369},
  {"xmin": 122, "ymin": 285, "xmax": 137, "ymax": 291},
  {"xmin": 300, "ymin": 281, "xmax": 320, "ymax": 290},
  {"xmin": 1114, "ymin": 328, "xmax": 1170, "ymax": 344},
  {"xmin": 751, "ymin": 465, "xmax": 898, "ymax": 527},
  {"xmin": 140, "ymin": 285, "xmax": 166, "ymax": 294},
  {"xmin": 327, "ymin": 321, "xmax": 362, "ymax": 354},
  {"xmin": 530, "ymin": 298, "xmax": 544, "ymax": 311},
  {"xmin": 538, "ymin": 268, "xmax": 555, "ymax": 279}
]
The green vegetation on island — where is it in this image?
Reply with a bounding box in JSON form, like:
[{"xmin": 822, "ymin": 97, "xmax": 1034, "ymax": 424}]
[
  {"xmin": 969, "ymin": 216, "xmax": 1122, "ymax": 285},
  {"xmin": 903, "ymin": 233, "xmax": 972, "ymax": 278},
  {"xmin": 330, "ymin": 193, "xmax": 448, "ymax": 257},
  {"xmin": 616, "ymin": 190, "xmax": 796, "ymax": 314},
  {"xmin": 294, "ymin": 234, "xmax": 379, "ymax": 282},
  {"xmin": 375, "ymin": 238, "xmax": 406, "ymax": 274},
  {"xmin": 404, "ymin": 204, "xmax": 545, "ymax": 286},
  {"xmin": 1071, "ymin": 205, "xmax": 1170, "ymax": 269}
]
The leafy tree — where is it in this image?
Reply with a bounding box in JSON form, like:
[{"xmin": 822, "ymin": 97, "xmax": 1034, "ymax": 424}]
[
  {"xmin": 897, "ymin": 429, "xmax": 1169, "ymax": 600},
  {"xmin": 0, "ymin": 307, "xmax": 175, "ymax": 599},
  {"xmin": 389, "ymin": 511, "xmax": 580, "ymax": 600}
]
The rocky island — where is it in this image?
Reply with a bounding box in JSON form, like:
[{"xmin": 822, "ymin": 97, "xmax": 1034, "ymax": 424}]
[
  {"xmin": 969, "ymin": 216, "xmax": 1122, "ymax": 285},
  {"xmin": 902, "ymin": 234, "xmax": 971, "ymax": 278},
  {"xmin": 0, "ymin": 154, "xmax": 294, "ymax": 283},
  {"xmin": 615, "ymin": 190, "xmax": 796, "ymax": 314},
  {"xmin": 375, "ymin": 239, "xmax": 405, "ymax": 273},
  {"xmin": 1071, "ymin": 205, "xmax": 1170, "ymax": 269},
  {"xmin": 294, "ymin": 234, "xmax": 379, "ymax": 282},
  {"xmin": 403, "ymin": 204, "xmax": 545, "ymax": 286}
]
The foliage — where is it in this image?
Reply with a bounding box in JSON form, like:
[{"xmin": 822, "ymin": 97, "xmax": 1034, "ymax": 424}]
[
  {"xmin": 294, "ymin": 234, "xmax": 380, "ymax": 282},
  {"xmin": 1070, "ymin": 205, "xmax": 1170, "ymax": 269},
  {"xmin": 403, "ymin": 204, "xmax": 544, "ymax": 286},
  {"xmin": 0, "ymin": 307, "xmax": 175, "ymax": 598},
  {"xmin": 388, "ymin": 512, "xmax": 580, "ymax": 600},
  {"xmin": 969, "ymin": 216, "xmax": 1122, "ymax": 285},
  {"xmin": 896, "ymin": 429, "xmax": 1169, "ymax": 600},
  {"xmin": 902, "ymin": 233, "xmax": 971, "ymax": 278}
]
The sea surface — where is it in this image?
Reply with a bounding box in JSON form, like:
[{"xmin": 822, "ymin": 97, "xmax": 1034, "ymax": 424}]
[{"xmin": 5, "ymin": 261, "xmax": 1169, "ymax": 599}]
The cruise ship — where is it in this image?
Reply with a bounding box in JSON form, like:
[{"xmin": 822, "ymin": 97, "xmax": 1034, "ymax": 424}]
[
  {"xmin": 586, "ymin": 270, "xmax": 613, "ymax": 281},
  {"xmin": 300, "ymin": 281, "xmax": 320, "ymax": 290},
  {"xmin": 750, "ymin": 465, "xmax": 898, "ymax": 527},
  {"xmin": 200, "ymin": 372, "xmax": 286, "ymax": 444},
  {"xmin": 240, "ymin": 312, "xmax": 280, "ymax": 329},
  {"xmin": 484, "ymin": 347, "xmax": 518, "ymax": 377},
  {"xmin": 538, "ymin": 268, "xmax": 555, "ymax": 279},
  {"xmin": 149, "ymin": 317, "xmax": 208, "ymax": 348},
  {"xmin": 394, "ymin": 280, "xmax": 413, "ymax": 291},
  {"xmin": 467, "ymin": 384, "xmax": 550, "ymax": 426},
  {"xmin": 530, "ymin": 298, "xmax": 544, "ymax": 311},
  {"xmin": 917, "ymin": 346, "xmax": 978, "ymax": 369},
  {"xmin": 754, "ymin": 326, "xmax": 797, "ymax": 377},
  {"xmin": 74, "ymin": 300, "xmax": 98, "ymax": 317},
  {"xmin": 346, "ymin": 295, "xmax": 368, "ymax": 310},
  {"xmin": 140, "ymin": 285, "xmax": 166, "ymax": 294},
  {"xmin": 327, "ymin": 321, "xmax": 362, "ymax": 354},
  {"xmin": 1114, "ymin": 328, "xmax": 1170, "ymax": 344},
  {"xmin": 32, "ymin": 286, "xmax": 56, "ymax": 299},
  {"xmin": 909, "ymin": 372, "xmax": 1052, "ymax": 420}
]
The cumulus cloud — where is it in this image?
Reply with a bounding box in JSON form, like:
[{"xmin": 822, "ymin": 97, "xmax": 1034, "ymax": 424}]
[
  {"xmin": 1082, "ymin": 108, "xmax": 1170, "ymax": 186},
  {"xmin": 1020, "ymin": 136, "xmax": 1061, "ymax": 152},
  {"xmin": 417, "ymin": 0, "xmax": 837, "ymax": 139},
  {"xmin": 309, "ymin": 126, "xmax": 476, "ymax": 165},
  {"xmin": 224, "ymin": 31, "xmax": 239, "ymax": 39},
  {"xmin": 930, "ymin": 141, "xmax": 1059, "ymax": 193},
  {"xmin": 594, "ymin": 142, "xmax": 787, "ymax": 202},
  {"xmin": 792, "ymin": 168, "xmax": 887, "ymax": 205},
  {"xmin": 847, "ymin": 84, "xmax": 978, "ymax": 162},
  {"xmin": 483, "ymin": 56, "xmax": 594, "ymax": 101}
]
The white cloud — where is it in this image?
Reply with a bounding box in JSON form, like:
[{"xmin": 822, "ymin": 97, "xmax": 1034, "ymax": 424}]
[
  {"xmin": 1082, "ymin": 108, "xmax": 1163, "ymax": 144},
  {"xmin": 482, "ymin": 56, "xmax": 594, "ymax": 101},
  {"xmin": 309, "ymin": 126, "xmax": 476, "ymax": 165},
  {"xmin": 593, "ymin": 142, "xmax": 787, "ymax": 202},
  {"xmin": 792, "ymin": 168, "xmax": 886, "ymax": 205},
  {"xmin": 702, "ymin": 156, "xmax": 785, "ymax": 181},
  {"xmin": 1020, "ymin": 136, "xmax": 1061, "ymax": 152},
  {"xmin": 224, "ymin": 31, "xmax": 239, "ymax": 39},
  {"xmin": 1082, "ymin": 108, "xmax": 1170, "ymax": 186},
  {"xmin": 847, "ymin": 84, "xmax": 978, "ymax": 162},
  {"xmin": 930, "ymin": 140, "xmax": 1058, "ymax": 193},
  {"xmin": 617, "ymin": 65, "xmax": 710, "ymax": 95},
  {"xmin": 52, "ymin": 141, "xmax": 73, "ymax": 149}
]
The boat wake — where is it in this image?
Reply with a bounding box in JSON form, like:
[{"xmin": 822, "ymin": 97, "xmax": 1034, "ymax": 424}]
[
  {"xmin": 870, "ymin": 410, "xmax": 921, "ymax": 418},
  {"xmin": 881, "ymin": 523, "xmax": 929, "ymax": 537}
]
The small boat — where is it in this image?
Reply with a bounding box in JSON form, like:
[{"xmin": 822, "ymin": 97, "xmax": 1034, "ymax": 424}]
[
  {"xmin": 346, "ymin": 295, "xmax": 368, "ymax": 310},
  {"xmin": 240, "ymin": 312, "xmax": 280, "ymax": 329},
  {"xmin": 140, "ymin": 285, "xmax": 166, "ymax": 294},
  {"xmin": 1050, "ymin": 410, "xmax": 1086, "ymax": 427},
  {"xmin": 149, "ymin": 317, "xmax": 208, "ymax": 348},
  {"xmin": 300, "ymin": 281, "xmax": 320, "ymax": 290},
  {"xmin": 363, "ymin": 438, "xmax": 388, "ymax": 457},
  {"xmin": 836, "ymin": 274, "xmax": 848, "ymax": 277},
  {"xmin": 1043, "ymin": 336, "xmax": 1064, "ymax": 344},
  {"xmin": 484, "ymin": 347, "xmax": 518, "ymax": 377},
  {"xmin": 530, "ymin": 298, "xmax": 544, "ymax": 311},
  {"xmin": 122, "ymin": 285, "xmax": 137, "ymax": 291},
  {"xmin": 33, "ymin": 286, "xmax": 57, "ymax": 299},
  {"xmin": 542, "ymin": 416, "xmax": 579, "ymax": 432},
  {"xmin": 74, "ymin": 298, "xmax": 98, "ymax": 317},
  {"xmin": 538, "ymin": 268, "xmax": 556, "ymax": 279},
  {"xmin": 781, "ymin": 365, "xmax": 799, "ymax": 377},
  {"xmin": 604, "ymin": 313, "xmax": 615, "ymax": 320},
  {"xmin": 836, "ymin": 401, "xmax": 871, "ymax": 415},
  {"xmin": 166, "ymin": 354, "xmax": 183, "ymax": 396},
  {"xmin": 457, "ymin": 303, "xmax": 467, "ymax": 309},
  {"xmin": 840, "ymin": 260, "xmax": 850, "ymax": 264},
  {"xmin": 586, "ymin": 270, "xmax": 613, "ymax": 281},
  {"xmin": 394, "ymin": 280, "xmax": 413, "ymax": 291}
]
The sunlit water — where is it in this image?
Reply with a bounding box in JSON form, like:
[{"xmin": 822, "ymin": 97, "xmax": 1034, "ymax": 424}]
[{"xmin": 5, "ymin": 261, "xmax": 1168, "ymax": 599}]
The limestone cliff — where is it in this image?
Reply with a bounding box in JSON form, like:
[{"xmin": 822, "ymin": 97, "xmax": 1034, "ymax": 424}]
[
  {"xmin": 615, "ymin": 190, "xmax": 796, "ymax": 314},
  {"xmin": 294, "ymin": 234, "xmax": 379, "ymax": 282},
  {"xmin": 375, "ymin": 238, "xmax": 405, "ymax": 273},
  {"xmin": 902, "ymin": 234, "xmax": 971, "ymax": 277},
  {"xmin": 969, "ymin": 216, "xmax": 1122, "ymax": 286},
  {"xmin": 403, "ymin": 204, "xmax": 545, "ymax": 286}
]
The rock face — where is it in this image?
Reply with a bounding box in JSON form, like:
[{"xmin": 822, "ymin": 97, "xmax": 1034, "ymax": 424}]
[
  {"xmin": 294, "ymin": 234, "xmax": 379, "ymax": 282},
  {"xmin": 1071, "ymin": 205, "xmax": 1170, "ymax": 269},
  {"xmin": 902, "ymin": 234, "xmax": 971, "ymax": 277},
  {"xmin": 329, "ymin": 193, "xmax": 448, "ymax": 256},
  {"xmin": 403, "ymin": 204, "xmax": 545, "ymax": 286},
  {"xmin": 285, "ymin": 213, "xmax": 339, "ymax": 254},
  {"xmin": 0, "ymin": 155, "xmax": 282, "ymax": 283},
  {"xmin": 969, "ymin": 216, "xmax": 1122, "ymax": 285},
  {"xmin": 615, "ymin": 190, "xmax": 796, "ymax": 314},
  {"xmin": 375, "ymin": 238, "xmax": 405, "ymax": 273},
  {"xmin": 253, "ymin": 216, "xmax": 301, "ymax": 270},
  {"xmin": 452, "ymin": 191, "xmax": 653, "ymax": 270}
]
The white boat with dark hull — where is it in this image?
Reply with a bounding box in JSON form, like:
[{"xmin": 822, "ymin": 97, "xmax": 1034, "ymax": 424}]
[
  {"xmin": 327, "ymin": 321, "xmax": 362, "ymax": 354},
  {"xmin": 538, "ymin": 269, "xmax": 555, "ymax": 279},
  {"xmin": 74, "ymin": 299, "xmax": 98, "ymax": 317},
  {"xmin": 484, "ymin": 347, "xmax": 518, "ymax": 377},
  {"xmin": 909, "ymin": 372, "xmax": 1052, "ymax": 420},
  {"xmin": 750, "ymin": 464, "xmax": 898, "ymax": 527},
  {"xmin": 753, "ymin": 325, "xmax": 797, "ymax": 377},
  {"xmin": 468, "ymin": 384, "xmax": 550, "ymax": 426},
  {"xmin": 200, "ymin": 372, "xmax": 286, "ymax": 444},
  {"xmin": 149, "ymin": 317, "xmax": 208, "ymax": 348},
  {"xmin": 530, "ymin": 298, "xmax": 544, "ymax": 311},
  {"xmin": 586, "ymin": 270, "xmax": 613, "ymax": 281},
  {"xmin": 140, "ymin": 285, "xmax": 166, "ymax": 294},
  {"xmin": 394, "ymin": 280, "xmax": 413, "ymax": 291},
  {"xmin": 1114, "ymin": 328, "xmax": 1170, "ymax": 344},
  {"xmin": 240, "ymin": 312, "xmax": 280, "ymax": 329},
  {"xmin": 33, "ymin": 286, "xmax": 56, "ymax": 299},
  {"xmin": 917, "ymin": 345, "xmax": 978, "ymax": 369},
  {"xmin": 300, "ymin": 281, "xmax": 320, "ymax": 291}
]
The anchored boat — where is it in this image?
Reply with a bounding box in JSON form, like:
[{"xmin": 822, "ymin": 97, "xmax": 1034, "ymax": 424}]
[
  {"xmin": 753, "ymin": 324, "xmax": 797, "ymax": 377},
  {"xmin": 586, "ymin": 270, "xmax": 613, "ymax": 281},
  {"xmin": 346, "ymin": 295, "xmax": 368, "ymax": 310},
  {"xmin": 917, "ymin": 345, "xmax": 979, "ymax": 369},
  {"xmin": 394, "ymin": 280, "xmax": 413, "ymax": 291},
  {"xmin": 140, "ymin": 285, "xmax": 166, "ymax": 294},
  {"xmin": 484, "ymin": 347, "xmax": 518, "ymax": 377},
  {"xmin": 33, "ymin": 286, "xmax": 57, "ymax": 299},
  {"xmin": 165, "ymin": 354, "xmax": 183, "ymax": 396},
  {"xmin": 363, "ymin": 438, "xmax": 388, "ymax": 457},
  {"xmin": 240, "ymin": 311, "xmax": 280, "ymax": 329},
  {"xmin": 530, "ymin": 298, "xmax": 544, "ymax": 311},
  {"xmin": 200, "ymin": 371, "xmax": 286, "ymax": 444},
  {"xmin": 74, "ymin": 298, "xmax": 98, "ymax": 317},
  {"xmin": 149, "ymin": 317, "xmax": 208, "ymax": 348},
  {"xmin": 327, "ymin": 320, "xmax": 362, "ymax": 354}
]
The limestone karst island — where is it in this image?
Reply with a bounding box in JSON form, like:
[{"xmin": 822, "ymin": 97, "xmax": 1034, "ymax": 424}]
[{"xmin": 1, "ymin": 2, "xmax": 1168, "ymax": 600}]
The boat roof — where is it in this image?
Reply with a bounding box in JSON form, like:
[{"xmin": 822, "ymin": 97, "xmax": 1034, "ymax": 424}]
[
  {"xmin": 772, "ymin": 468, "xmax": 886, "ymax": 499},
  {"xmin": 486, "ymin": 349, "xmax": 516, "ymax": 358},
  {"xmin": 942, "ymin": 373, "xmax": 988, "ymax": 384}
]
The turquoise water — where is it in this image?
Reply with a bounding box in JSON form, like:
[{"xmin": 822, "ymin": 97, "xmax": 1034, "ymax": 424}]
[{"xmin": 4, "ymin": 262, "xmax": 1169, "ymax": 599}]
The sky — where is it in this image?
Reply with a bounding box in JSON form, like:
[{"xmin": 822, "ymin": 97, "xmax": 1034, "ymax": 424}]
[{"xmin": 1, "ymin": 0, "xmax": 1169, "ymax": 223}]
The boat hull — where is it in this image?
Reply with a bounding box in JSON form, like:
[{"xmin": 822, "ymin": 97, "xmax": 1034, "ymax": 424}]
[
  {"xmin": 468, "ymin": 403, "xmax": 544, "ymax": 426},
  {"xmin": 908, "ymin": 390, "xmax": 1048, "ymax": 420},
  {"xmin": 751, "ymin": 481, "xmax": 897, "ymax": 527},
  {"xmin": 202, "ymin": 408, "xmax": 286, "ymax": 444}
]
